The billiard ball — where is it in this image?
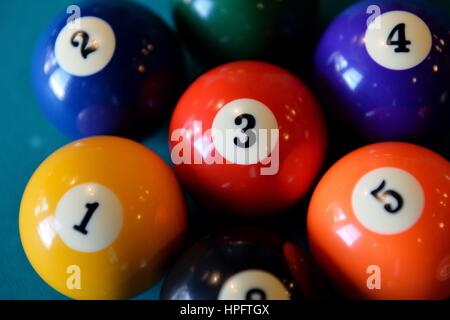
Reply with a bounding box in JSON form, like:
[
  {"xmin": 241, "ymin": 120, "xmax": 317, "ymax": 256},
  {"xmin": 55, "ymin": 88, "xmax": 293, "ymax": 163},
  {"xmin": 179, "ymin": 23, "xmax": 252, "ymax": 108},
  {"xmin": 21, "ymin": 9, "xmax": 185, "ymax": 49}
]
[
  {"xmin": 307, "ymin": 142, "xmax": 450, "ymax": 299},
  {"xmin": 169, "ymin": 61, "xmax": 327, "ymax": 217},
  {"xmin": 32, "ymin": 1, "xmax": 184, "ymax": 139},
  {"xmin": 430, "ymin": 0, "xmax": 450, "ymax": 14},
  {"xmin": 315, "ymin": 0, "xmax": 450, "ymax": 141},
  {"xmin": 318, "ymin": 0, "xmax": 356, "ymax": 28},
  {"xmin": 161, "ymin": 228, "xmax": 327, "ymax": 300},
  {"xmin": 19, "ymin": 136, "xmax": 187, "ymax": 299},
  {"xmin": 173, "ymin": 0, "xmax": 317, "ymax": 66}
]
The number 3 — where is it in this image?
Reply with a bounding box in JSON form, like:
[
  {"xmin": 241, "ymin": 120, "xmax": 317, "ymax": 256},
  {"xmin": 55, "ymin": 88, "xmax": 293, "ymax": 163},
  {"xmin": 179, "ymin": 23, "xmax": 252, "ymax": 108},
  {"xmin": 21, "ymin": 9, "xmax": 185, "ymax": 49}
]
[
  {"xmin": 370, "ymin": 180, "xmax": 404, "ymax": 213},
  {"xmin": 233, "ymin": 114, "xmax": 256, "ymax": 149}
]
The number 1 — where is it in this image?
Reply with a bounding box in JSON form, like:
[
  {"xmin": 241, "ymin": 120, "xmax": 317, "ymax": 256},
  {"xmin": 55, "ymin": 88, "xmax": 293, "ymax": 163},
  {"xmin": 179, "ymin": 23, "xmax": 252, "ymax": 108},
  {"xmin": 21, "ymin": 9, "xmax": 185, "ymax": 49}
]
[{"xmin": 73, "ymin": 202, "xmax": 99, "ymax": 235}]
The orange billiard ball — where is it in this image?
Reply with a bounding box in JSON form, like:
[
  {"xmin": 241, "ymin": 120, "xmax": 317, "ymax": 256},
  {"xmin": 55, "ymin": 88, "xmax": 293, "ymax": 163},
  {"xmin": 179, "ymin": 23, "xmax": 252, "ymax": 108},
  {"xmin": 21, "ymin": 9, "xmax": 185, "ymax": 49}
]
[
  {"xmin": 307, "ymin": 142, "xmax": 449, "ymax": 299},
  {"xmin": 19, "ymin": 136, "xmax": 187, "ymax": 299},
  {"xmin": 169, "ymin": 61, "xmax": 327, "ymax": 217}
]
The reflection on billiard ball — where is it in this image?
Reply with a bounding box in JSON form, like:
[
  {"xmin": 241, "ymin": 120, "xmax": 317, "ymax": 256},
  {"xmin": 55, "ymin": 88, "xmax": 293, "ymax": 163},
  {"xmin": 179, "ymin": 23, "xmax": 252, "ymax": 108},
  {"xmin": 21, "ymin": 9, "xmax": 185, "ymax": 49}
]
[
  {"xmin": 161, "ymin": 228, "xmax": 327, "ymax": 300},
  {"xmin": 32, "ymin": 0, "xmax": 184, "ymax": 138},
  {"xmin": 169, "ymin": 61, "xmax": 327, "ymax": 217},
  {"xmin": 307, "ymin": 142, "xmax": 450, "ymax": 299},
  {"xmin": 19, "ymin": 136, "xmax": 187, "ymax": 299},
  {"xmin": 315, "ymin": 0, "xmax": 450, "ymax": 141}
]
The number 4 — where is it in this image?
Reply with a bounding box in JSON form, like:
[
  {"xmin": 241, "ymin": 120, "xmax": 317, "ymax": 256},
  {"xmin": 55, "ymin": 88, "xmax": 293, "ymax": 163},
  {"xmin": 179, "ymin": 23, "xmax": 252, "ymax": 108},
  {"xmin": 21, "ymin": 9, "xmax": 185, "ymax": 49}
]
[{"xmin": 386, "ymin": 23, "xmax": 411, "ymax": 53}]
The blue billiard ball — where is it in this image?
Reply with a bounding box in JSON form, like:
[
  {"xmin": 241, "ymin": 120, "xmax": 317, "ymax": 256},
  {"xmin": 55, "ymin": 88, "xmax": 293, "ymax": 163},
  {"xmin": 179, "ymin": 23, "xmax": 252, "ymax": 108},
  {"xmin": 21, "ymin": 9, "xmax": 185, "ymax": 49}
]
[{"xmin": 32, "ymin": 1, "xmax": 184, "ymax": 138}]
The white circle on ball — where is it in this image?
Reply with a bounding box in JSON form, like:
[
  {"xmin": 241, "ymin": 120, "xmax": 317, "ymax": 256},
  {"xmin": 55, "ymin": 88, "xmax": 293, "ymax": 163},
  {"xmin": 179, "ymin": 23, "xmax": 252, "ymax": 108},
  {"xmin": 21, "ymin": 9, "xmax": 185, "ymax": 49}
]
[
  {"xmin": 55, "ymin": 183, "xmax": 123, "ymax": 252},
  {"xmin": 55, "ymin": 16, "xmax": 116, "ymax": 76},
  {"xmin": 211, "ymin": 98, "xmax": 279, "ymax": 165},
  {"xmin": 351, "ymin": 167, "xmax": 425, "ymax": 235},
  {"xmin": 218, "ymin": 269, "xmax": 290, "ymax": 300},
  {"xmin": 365, "ymin": 11, "xmax": 432, "ymax": 70}
]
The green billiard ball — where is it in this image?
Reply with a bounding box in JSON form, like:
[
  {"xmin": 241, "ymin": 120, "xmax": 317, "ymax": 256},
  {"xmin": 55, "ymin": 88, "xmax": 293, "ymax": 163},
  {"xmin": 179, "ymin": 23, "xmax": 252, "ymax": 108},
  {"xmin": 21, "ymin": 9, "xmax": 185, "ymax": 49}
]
[
  {"xmin": 428, "ymin": 0, "xmax": 450, "ymax": 14},
  {"xmin": 318, "ymin": 0, "xmax": 356, "ymax": 28},
  {"xmin": 173, "ymin": 0, "xmax": 317, "ymax": 65}
]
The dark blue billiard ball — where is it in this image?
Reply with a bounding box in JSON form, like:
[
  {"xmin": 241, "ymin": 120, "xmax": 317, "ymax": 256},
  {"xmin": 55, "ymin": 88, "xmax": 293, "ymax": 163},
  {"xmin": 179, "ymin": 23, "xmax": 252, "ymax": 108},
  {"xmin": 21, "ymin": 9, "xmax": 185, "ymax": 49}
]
[
  {"xmin": 160, "ymin": 228, "xmax": 329, "ymax": 300},
  {"xmin": 315, "ymin": 0, "xmax": 450, "ymax": 141},
  {"xmin": 32, "ymin": 1, "xmax": 184, "ymax": 138}
]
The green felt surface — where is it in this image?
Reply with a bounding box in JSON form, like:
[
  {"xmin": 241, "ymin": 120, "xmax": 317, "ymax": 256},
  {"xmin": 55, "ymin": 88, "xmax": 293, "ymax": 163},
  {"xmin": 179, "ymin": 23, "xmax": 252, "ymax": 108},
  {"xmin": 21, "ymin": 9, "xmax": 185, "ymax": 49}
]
[
  {"xmin": 0, "ymin": 0, "xmax": 449, "ymax": 300},
  {"xmin": 0, "ymin": 0, "xmax": 175, "ymax": 300}
]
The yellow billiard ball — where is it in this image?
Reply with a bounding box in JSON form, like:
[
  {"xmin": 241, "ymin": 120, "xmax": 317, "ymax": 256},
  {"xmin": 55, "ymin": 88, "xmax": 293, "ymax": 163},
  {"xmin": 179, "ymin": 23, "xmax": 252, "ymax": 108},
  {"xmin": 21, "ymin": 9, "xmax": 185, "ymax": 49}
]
[{"xmin": 19, "ymin": 136, "xmax": 187, "ymax": 299}]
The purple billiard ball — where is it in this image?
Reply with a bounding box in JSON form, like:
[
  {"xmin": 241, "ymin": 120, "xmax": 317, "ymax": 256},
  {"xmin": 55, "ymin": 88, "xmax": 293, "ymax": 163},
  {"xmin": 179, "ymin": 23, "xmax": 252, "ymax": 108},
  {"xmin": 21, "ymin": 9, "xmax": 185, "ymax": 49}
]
[{"xmin": 315, "ymin": 0, "xmax": 450, "ymax": 141}]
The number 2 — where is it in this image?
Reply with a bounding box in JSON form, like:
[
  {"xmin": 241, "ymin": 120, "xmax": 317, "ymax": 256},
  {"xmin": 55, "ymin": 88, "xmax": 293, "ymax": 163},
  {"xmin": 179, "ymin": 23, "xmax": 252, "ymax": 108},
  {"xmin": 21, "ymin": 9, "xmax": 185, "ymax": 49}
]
[
  {"xmin": 386, "ymin": 23, "xmax": 411, "ymax": 53},
  {"xmin": 73, "ymin": 202, "xmax": 99, "ymax": 235},
  {"xmin": 71, "ymin": 31, "xmax": 98, "ymax": 59},
  {"xmin": 234, "ymin": 114, "xmax": 256, "ymax": 149},
  {"xmin": 370, "ymin": 180, "xmax": 404, "ymax": 214}
]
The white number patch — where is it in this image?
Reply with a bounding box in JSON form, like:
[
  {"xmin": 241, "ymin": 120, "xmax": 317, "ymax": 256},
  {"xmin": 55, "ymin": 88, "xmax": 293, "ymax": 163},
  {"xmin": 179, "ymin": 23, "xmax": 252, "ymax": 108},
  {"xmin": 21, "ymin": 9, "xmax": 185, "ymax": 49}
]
[
  {"xmin": 55, "ymin": 183, "xmax": 123, "ymax": 252},
  {"xmin": 365, "ymin": 11, "xmax": 432, "ymax": 70},
  {"xmin": 211, "ymin": 98, "xmax": 279, "ymax": 165},
  {"xmin": 55, "ymin": 16, "xmax": 116, "ymax": 76},
  {"xmin": 218, "ymin": 269, "xmax": 290, "ymax": 300},
  {"xmin": 351, "ymin": 167, "xmax": 425, "ymax": 235}
]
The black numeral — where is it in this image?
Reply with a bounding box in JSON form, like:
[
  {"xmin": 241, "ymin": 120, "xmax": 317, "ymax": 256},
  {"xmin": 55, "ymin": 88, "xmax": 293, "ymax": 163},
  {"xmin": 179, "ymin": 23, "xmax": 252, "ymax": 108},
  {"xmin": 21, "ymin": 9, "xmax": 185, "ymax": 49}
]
[
  {"xmin": 233, "ymin": 114, "xmax": 256, "ymax": 149},
  {"xmin": 73, "ymin": 202, "xmax": 99, "ymax": 235},
  {"xmin": 370, "ymin": 180, "xmax": 404, "ymax": 214},
  {"xmin": 246, "ymin": 288, "xmax": 266, "ymax": 300},
  {"xmin": 71, "ymin": 31, "xmax": 98, "ymax": 59},
  {"xmin": 386, "ymin": 23, "xmax": 411, "ymax": 53}
]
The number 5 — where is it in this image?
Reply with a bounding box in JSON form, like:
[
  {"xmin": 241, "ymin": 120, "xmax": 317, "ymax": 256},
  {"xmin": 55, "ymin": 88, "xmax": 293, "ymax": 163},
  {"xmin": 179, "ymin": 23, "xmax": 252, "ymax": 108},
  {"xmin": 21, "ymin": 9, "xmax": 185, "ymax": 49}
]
[{"xmin": 370, "ymin": 180, "xmax": 404, "ymax": 213}]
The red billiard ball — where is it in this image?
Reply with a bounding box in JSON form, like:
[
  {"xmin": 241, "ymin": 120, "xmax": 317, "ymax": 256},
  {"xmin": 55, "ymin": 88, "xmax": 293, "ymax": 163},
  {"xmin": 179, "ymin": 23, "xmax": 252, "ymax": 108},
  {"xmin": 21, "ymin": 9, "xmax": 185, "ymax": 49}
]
[
  {"xmin": 308, "ymin": 142, "xmax": 450, "ymax": 299},
  {"xmin": 169, "ymin": 61, "xmax": 327, "ymax": 217}
]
